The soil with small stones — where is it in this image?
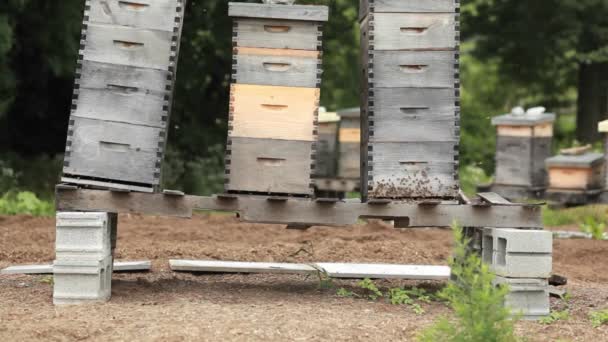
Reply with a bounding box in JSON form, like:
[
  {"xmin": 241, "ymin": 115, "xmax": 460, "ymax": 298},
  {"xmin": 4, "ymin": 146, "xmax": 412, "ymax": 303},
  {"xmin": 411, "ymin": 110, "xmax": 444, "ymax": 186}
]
[{"xmin": 1, "ymin": 214, "xmax": 607, "ymax": 341}]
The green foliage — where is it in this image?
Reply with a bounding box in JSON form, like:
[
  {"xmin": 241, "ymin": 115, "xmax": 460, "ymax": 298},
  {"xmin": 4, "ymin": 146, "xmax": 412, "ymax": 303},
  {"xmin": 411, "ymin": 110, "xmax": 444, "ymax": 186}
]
[
  {"xmin": 0, "ymin": 191, "xmax": 54, "ymax": 216},
  {"xmin": 589, "ymin": 309, "xmax": 608, "ymax": 328},
  {"xmin": 388, "ymin": 288, "xmax": 414, "ymax": 305},
  {"xmin": 543, "ymin": 205, "xmax": 608, "ymax": 227},
  {"xmin": 336, "ymin": 288, "xmax": 355, "ymax": 298},
  {"xmin": 459, "ymin": 165, "xmax": 492, "ymax": 197},
  {"xmin": 418, "ymin": 224, "xmax": 518, "ymax": 342},
  {"xmin": 0, "ymin": 153, "xmax": 62, "ymax": 199},
  {"xmin": 539, "ymin": 310, "xmax": 570, "ymax": 325},
  {"xmin": 357, "ymin": 278, "xmax": 382, "ymax": 300},
  {"xmin": 579, "ymin": 217, "xmax": 607, "ymax": 240}
]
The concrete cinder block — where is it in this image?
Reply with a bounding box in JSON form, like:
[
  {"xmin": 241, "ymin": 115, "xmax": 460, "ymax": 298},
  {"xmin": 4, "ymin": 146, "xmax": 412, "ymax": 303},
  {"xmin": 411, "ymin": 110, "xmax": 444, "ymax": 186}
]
[
  {"xmin": 494, "ymin": 276, "xmax": 550, "ymax": 320},
  {"xmin": 53, "ymin": 255, "xmax": 113, "ymax": 305},
  {"xmin": 483, "ymin": 228, "xmax": 552, "ymax": 278},
  {"xmin": 55, "ymin": 212, "xmax": 116, "ymax": 259}
]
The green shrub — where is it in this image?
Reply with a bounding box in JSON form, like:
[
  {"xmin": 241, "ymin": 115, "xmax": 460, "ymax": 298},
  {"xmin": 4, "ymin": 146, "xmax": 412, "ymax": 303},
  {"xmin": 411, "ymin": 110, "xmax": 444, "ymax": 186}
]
[
  {"xmin": 0, "ymin": 191, "xmax": 54, "ymax": 216},
  {"xmin": 418, "ymin": 224, "xmax": 518, "ymax": 342},
  {"xmin": 543, "ymin": 205, "xmax": 608, "ymax": 227},
  {"xmin": 589, "ymin": 309, "xmax": 608, "ymax": 328},
  {"xmin": 459, "ymin": 165, "xmax": 493, "ymax": 197},
  {"xmin": 358, "ymin": 278, "xmax": 382, "ymax": 300},
  {"xmin": 539, "ymin": 310, "xmax": 570, "ymax": 325},
  {"xmin": 579, "ymin": 217, "xmax": 606, "ymax": 240}
]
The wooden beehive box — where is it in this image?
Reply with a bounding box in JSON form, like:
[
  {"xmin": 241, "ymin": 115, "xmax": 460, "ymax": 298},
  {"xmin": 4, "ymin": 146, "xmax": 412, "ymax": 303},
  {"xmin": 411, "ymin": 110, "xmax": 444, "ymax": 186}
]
[
  {"xmin": 492, "ymin": 112, "xmax": 555, "ymax": 188},
  {"xmin": 601, "ymin": 120, "xmax": 608, "ymax": 189},
  {"xmin": 337, "ymin": 107, "xmax": 361, "ymax": 180},
  {"xmin": 359, "ymin": 0, "xmax": 460, "ymax": 200},
  {"xmin": 225, "ymin": 3, "xmax": 328, "ymax": 196},
  {"xmin": 315, "ymin": 110, "xmax": 340, "ymax": 178},
  {"xmin": 62, "ymin": 0, "xmax": 186, "ymax": 192},
  {"xmin": 546, "ymin": 153, "xmax": 605, "ymax": 190}
]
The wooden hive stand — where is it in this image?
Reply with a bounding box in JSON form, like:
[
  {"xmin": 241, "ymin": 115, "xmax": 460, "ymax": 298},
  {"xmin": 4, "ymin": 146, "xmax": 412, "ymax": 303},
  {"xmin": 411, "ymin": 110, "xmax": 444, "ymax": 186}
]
[{"xmin": 489, "ymin": 111, "xmax": 555, "ymax": 200}]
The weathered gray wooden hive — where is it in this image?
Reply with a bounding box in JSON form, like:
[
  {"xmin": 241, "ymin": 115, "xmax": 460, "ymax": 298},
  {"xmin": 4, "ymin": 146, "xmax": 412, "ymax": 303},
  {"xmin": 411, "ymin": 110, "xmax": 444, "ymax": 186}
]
[
  {"xmin": 315, "ymin": 110, "xmax": 340, "ymax": 178},
  {"xmin": 601, "ymin": 120, "xmax": 608, "ymax": 194},
  {"xmin": 61, "ymin": 0, "xmax": 186, "ymax": 192},
  {"xmin": 491, "ymin": 111, "xmax": 555, "ymax": 194},
  {"xmin": 359, "ymin": 0, "xmax": 460, "ymax": 200},
  {"xmin": 545, "ymin": 153, "xmax": 605, "ymax": 191},
  {"xmin": 336, "ymin": 107, "xmax": 361, "ymax": 181},
  {"xmin": 225, "ymin": 2, "xmax": 329, "ymax": 196}
]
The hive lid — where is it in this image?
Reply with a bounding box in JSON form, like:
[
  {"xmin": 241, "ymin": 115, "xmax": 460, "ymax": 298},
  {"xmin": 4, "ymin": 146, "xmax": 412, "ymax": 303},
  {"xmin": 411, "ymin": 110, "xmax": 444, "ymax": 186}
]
[
  {"xmin": 337, "ymin": 107, "xmax": 361, "ymax": 119},
  {"xmin": 228, "ymin": 2, "xmax": 329, "ymax": 22},
  {"xmin": 318, "ymin": 111, "xmax": 340, "ymax": 124},
  {"xmin": 599, "ymin": 120, "xmax": 608, "ymax": 133},
  {"xmin": 545, "ymin": 153, "xmax": 605, "ymax": 168},
  {"xmin": 491, "ymin": 112, "xmax": 556, "ymax": 126}
]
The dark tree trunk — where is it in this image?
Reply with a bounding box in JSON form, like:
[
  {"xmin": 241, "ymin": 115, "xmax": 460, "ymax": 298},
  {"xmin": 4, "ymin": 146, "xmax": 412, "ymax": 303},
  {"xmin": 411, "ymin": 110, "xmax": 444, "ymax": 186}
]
[{"xmin": 576, "ymin": 62, "xmax": 608, "ymax": 143}]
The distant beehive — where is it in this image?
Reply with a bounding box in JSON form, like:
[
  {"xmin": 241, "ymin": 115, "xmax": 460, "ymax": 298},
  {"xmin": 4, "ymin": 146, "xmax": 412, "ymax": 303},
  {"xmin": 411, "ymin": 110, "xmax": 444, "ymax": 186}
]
[
  {"xmin": 601, "ymin": 120, "xmax": 608, "ymax": 190},
  {"xmin": 316, "ymin": 110, "xmax": 340, "ymax": 178},
  {"xmin": 491, "ymin": 112, "xmax": 555, "ymax": 190},
  {"xmin": 546, "ymin": 153, "xmax": 605, "ymax": 191},
  {"xmin": 225, "ymin": 2, "xmax": 328, "ymax": 196},
  {"xmin": 62, "ymin": 0, "xmax": 186, "ymax": 193},
  {"xmin": 360, "ymin": 0, "xmax": 460, "ymax": 200},
  {"xmin": 336, "ymin": 108, "xmax": 361, "ymax": 180}
]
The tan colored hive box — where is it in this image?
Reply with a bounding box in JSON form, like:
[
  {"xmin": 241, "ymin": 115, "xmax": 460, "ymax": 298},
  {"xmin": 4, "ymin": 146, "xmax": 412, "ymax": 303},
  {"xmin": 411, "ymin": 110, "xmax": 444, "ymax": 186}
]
[{"xmin": 545, "ymin": 153, "xmax": 605, "ymax": 190}]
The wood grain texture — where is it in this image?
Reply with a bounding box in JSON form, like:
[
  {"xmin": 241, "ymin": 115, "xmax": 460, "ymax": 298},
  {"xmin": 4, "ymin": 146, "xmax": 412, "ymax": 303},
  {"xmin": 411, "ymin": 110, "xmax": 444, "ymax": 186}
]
[
  {"xmin": 230, "ymin": 84, "xmax": 319, "ymax": 141},
  {"xmin": 360, "ymin": 16, "xmax": 371, "ymax": 200},
  {"xmin": 372, "ymin": 13, "xmax": 456, "ymax": 51},
  {"xmin": 83, "ymin": 24, "xmax": 173, "ymax": 70},
  {"xmin": 548, "ymin": 166, "xmax": 605, "ymax": 190},
  {"xmin": 79, "ymin": 60, "xmax": 170, "ymax": 93},
  {"xmin": 64, "ymin": 117, "xmax": 162, "ymax": 185},
  {"xmin": 236, "ymin": 47, "xmax": 320, "ymax": 58},
  {"xmin": 372, "ymin": 51, "xmax": 455, "ymax": 88},
  {"xmin": 530, "ymin": 137, "xmax": 552, "ymax": 187},
  {"xmin": 233, "ymin": 51, "xmax": 319, "ymax": 88},
  {"xmin": 234, "ymin": 19, "xmax": 321, "ymax": 51},
  {"xmin": 229, "ymin": 3, "xmax": 329, "ymax": 22},
  {"xmin": 339, "ymin": 142, "xmax": 360, "ymax": 179},
  {"xmin": 316, "ymin": 122, "xmax": 338, "ymax": 177},
  {"xmin": 368, "ymin": 142, "xmax": 458, "ymax": 198},
  {"xmin": 226, "ymin": 137, "xmax": 313, "ymax": 195},
  {"xmin": 360, "ymin": 0, "xmax": 456, "ymax": 20},
  {"xmin": 495, "ymin": 136, "xmax": 533, "ymax": 186},
  {"xmin": 88, "ymin": 0, "xmax": 181, "ymax": 32}
]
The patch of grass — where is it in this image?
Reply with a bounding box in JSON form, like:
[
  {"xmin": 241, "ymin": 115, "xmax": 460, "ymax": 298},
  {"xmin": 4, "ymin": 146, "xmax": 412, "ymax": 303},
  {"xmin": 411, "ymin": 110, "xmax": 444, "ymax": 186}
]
[
  {"xmin": 0, "ymin": 191, "xmax": 54, "ymax": 216},
  {"xmin": 543, "ymin": 205, "xmax": 608, "ymax": 227},
  {"xmin": 539, "ymin": 310, "xmax": 570, "ymax": 325},
  {"xmin": 589, "ymin": 309, "xmax": 608, "ymax": 328},
  {"xmin": 418, "ymin": 223, "xmax": 518, "ymax": 342},
  {"xmin": 579, "ymin": 217, "xmax": 606, "ymax": 240},
  {"xmin": 39, "ymin": 275, "xmax": 54, "ymax": 285},
  {"xmin": 336, "ymin": 288, "xmax": 355, "ymax": 298}
]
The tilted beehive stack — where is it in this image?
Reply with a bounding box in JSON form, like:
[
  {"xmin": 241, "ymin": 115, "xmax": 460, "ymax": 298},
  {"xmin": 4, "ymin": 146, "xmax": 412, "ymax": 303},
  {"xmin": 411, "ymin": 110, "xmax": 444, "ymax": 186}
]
[
  {"xmin": 359, "ymin": 0, "xmax": 460, "ymax": 201},
  {"xmin": 62, "ymin": 0, "xmax": 186, "ymax": 192},
  {"xmin": 225, "ymin": 2, "xmax": 328, "ymax": 196},
  {"xmin": 491, "ymin": 110, "xmax": 555, "ymax": 197}
]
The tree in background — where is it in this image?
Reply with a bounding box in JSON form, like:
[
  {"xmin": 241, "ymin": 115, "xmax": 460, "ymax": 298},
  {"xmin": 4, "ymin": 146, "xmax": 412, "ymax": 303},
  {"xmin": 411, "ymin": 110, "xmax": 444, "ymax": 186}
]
[{"xmin": 464, "ymin": 0, "xmax": 608, "ymax": 142}]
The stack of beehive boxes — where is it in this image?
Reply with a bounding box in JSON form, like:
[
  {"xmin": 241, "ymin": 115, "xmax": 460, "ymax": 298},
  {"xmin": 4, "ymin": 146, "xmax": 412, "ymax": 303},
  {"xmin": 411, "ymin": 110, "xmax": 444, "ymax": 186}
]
[
  {"xmin": 482, "ymin": 227, "xmax": 552, "ymax": 319},
  {"xmin": 53, "ymin": 212, "xmax": 117, "ymax": 304},
  {"xmin": 337, "ymin": 108, "xmax": 361, "ymax": 182},
  {"xmin": 545, "ymin": 152, "xmax": 605, "ymax": 193},
  {"xmin": 600, "ymin": 120, "xmax": 608, "ymax": 202},
  {"xmin": 225, "ymin": 3, "xmax": 328, "ymax": 196},
  {"xmin": 61, "ymin": 0, "xmax": 186, "ymax": 193},
  {"xmin": 359, "ymin": 0, "xmax": 460, "ymax": 201},
  {"xmin": 491, "ymin": 112, "xmax": 555, "ymax": 199}
]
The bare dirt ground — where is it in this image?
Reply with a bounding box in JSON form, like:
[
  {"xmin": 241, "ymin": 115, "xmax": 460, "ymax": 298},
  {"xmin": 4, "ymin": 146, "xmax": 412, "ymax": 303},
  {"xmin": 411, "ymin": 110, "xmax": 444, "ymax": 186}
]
[{"xmin": 1, "ymin": 213, "xmax": 607, "ymax": 341}]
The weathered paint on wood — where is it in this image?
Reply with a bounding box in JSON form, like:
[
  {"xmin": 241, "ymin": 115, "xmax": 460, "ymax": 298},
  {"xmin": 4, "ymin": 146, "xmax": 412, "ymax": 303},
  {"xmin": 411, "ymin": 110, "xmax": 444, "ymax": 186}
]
[
  {"xmin": 496, "ymin": 123, "xmax": 553, "ymax": 137},
  {"xmin": 235, "ymin": 47, "xmax": 320, "ymax": 58},
  {"xmin": 234, "ymin": 19, "xmax": 321, "ymax": 51},
  {"xmin": 371, "ymin": 51, "xmax": 455, "ymax": 88},
  {"xmin": 79, "ymin": 60, "xmax": 170, "ymax": 93},
  {"xmin": 226, "ymin": 137, "xmax": 313, "ymax": 195},
  {"xmin": 229, "ymin": 2, "xmax": 329, "ymax": 22},
  {"xmin": 233, "ymin": 51, "xmax": 319, "ymax": 88},
  {"xmin": 230, "ymin": 84, "xmax": 319, "ymax": 141},
  {"xmin": 83, "ymin": 24, "xmax": 173, "ymax": 70},
  {"xmin": 64, "ymin": 117, "xmax": 162, "ymax": 185},
  {"xmin": 360, "ymin": 0, "xmax": 456, "ymax": 20},
  {"xmin": 315, "ymin": 121, "xmax": 338, "ymax": 178},
  {"xmin": 547, "ymin": 167, "xmax": 605, "ymax": 190},
  {"xmin": 339, "ymin": 142, "xmax": 360, "ymax": 179},
  {"xmin": 372, "ymin": 13, "xmax": 456, "ymax": 51},
  {"xmin": 88, "ymin": 0, "xmax": 182, "ymax": 32}
]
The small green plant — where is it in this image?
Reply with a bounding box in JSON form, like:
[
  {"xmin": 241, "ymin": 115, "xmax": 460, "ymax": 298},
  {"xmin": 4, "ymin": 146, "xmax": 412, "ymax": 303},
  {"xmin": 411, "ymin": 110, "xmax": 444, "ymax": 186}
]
[
  {"xmin": 418, "ymin": 223, "xmax": 518, "ymax": 342},
  {"xmin": 336, "ymin": 288, "xmax": 355, "ymax": 298},
  {"xmin": 579, "ymin": 217, "xmax": 606, "ymax": 240},
  {"xmin": 411, "ymin": 303, "xmax": 425, "ymax": 315},
  {"xmin": 358, "ymin": 278, "xmax": 383, "ymax": 300},
  {"xmin": 388, "ymin": 288, "xmax": 414, "ymax": 305},
  {"xmin": 39, "ymin": 275, "xmax": 54, "ymax": 285},
  {"xmin": 312, "ymin": 266, "xmax": 334, "ymax": 290},
  {"xmin": 0, "ymin": 191, "xmax": 54, "ymax": 216},
  {"xmin": 539, "ymin": 310, "xmax": 570, "ymax": 325},
  {"xmin": 589, "ymin": 309, "xmax": 608, "ymax": 328}
]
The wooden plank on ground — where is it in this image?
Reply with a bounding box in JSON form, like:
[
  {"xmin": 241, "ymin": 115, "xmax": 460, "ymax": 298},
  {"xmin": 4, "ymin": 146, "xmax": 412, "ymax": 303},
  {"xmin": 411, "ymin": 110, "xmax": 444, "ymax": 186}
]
[{"xmin": 169, "ymin": 260, "xmax": 451, "ymax": 280}]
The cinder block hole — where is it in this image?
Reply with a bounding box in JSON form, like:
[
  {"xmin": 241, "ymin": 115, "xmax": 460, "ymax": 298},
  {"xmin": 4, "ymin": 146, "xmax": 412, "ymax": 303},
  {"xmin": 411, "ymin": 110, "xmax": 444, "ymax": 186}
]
[
  {"xmin": 482, "ymin": 235, "xmax": 493, "ymax": 264},
  {"xmin": 497, "ymin": 237, "xmax": 507, "ymax": 266},
  {"xmin": 100, "ymin": 268, "xmax": 106, "ymax": 291}
]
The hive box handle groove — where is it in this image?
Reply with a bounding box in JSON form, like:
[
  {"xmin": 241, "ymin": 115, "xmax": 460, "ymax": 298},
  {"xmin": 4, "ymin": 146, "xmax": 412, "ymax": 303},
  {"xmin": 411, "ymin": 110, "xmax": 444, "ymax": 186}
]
[
  {"xmin": 113, "ymin": 40, "xmax": 144, "ymax": 49},
  {"xmin": 118, "ymin": 1, "xmax": 150, "ymax": 11},
  {"xmin": 257, "ymin": 157, "xmax": 286, "ymax": 166},
  {"xmin": 399, "ymin": 65, "xmax": 428, "ymax": 73},
  {"xmin": 264, "ymin": 25, "xmax": 291, "ymax": 33},
  {"xmin": 400, "ymin": 27, "xmax": 428, "ymax": 35},
  {"xmin": 263, "ymin": 62, "xmax": 291, "ymax": 72}
]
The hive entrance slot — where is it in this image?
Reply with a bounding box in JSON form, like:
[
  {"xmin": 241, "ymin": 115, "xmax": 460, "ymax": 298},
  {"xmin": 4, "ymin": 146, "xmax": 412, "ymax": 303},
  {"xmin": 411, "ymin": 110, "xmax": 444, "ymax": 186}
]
[{"xmin": 264, "ymin": 25, "xmax": 291, "ymax": 33}]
